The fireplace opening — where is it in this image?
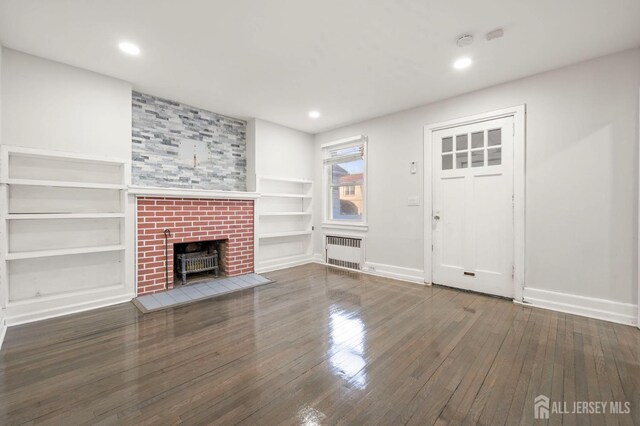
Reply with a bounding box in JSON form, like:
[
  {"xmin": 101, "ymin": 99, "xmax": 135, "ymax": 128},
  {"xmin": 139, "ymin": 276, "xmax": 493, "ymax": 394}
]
[{"xmin": 174, "ymin": 240, "xmax": 225, "ymax": 286}]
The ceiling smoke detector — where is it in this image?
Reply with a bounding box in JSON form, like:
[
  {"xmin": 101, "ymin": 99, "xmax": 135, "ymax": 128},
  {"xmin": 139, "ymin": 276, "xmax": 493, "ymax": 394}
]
[
  {"xmin": 456, "ymin": 34, "xmax": 474, "ymax": 48},
  {"xmin": 486, "ymin": 28, "xmax": 504, "ymax": 41}
]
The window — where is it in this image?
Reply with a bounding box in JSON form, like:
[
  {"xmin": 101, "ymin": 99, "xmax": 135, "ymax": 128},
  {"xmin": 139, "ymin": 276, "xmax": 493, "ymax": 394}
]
[
  {"xmin": 323, "ymin": 136, "xmax": 366, "ymax": 223},
  {"xmin": 344, "ymin": 185, "xmax": 356, "ymax": 196}
]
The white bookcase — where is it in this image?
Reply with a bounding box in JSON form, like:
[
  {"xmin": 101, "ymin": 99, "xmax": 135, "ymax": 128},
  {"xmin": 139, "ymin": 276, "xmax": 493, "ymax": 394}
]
[
  {"xmin": 0, "ymin": 146, "xmax": 133, "ymax": 325},
  {"xmin": 256, "ymin": 176, "xmax": 313, "ymax": 272}
]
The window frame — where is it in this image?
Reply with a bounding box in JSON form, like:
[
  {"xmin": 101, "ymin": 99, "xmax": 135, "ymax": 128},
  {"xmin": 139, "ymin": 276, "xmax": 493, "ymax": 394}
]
[{"xmin": 321, "ymin": 135, "xmax": 368, "ymax": 227}]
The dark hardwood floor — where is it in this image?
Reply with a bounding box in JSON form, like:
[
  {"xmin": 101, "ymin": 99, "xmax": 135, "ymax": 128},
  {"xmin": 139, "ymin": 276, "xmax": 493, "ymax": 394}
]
[{"xmin": 0, "ymin": 264, "xmax": 638, "ymax": 425}]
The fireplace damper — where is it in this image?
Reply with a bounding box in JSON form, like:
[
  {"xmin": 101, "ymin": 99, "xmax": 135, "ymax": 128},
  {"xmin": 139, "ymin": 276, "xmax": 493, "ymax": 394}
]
[{"xmin": 174, "ymin": 241, "xmax": 222, "ymax": 285}]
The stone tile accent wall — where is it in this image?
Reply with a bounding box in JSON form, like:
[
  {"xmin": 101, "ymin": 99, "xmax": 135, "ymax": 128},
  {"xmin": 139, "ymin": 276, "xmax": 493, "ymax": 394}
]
[
  {"xmin": 137, "ymin": 197, "xmax": 254, "ymax": 295},
  {"xmin": 132, "ymin": 91, "xmax": 246, "ymax": 191}
]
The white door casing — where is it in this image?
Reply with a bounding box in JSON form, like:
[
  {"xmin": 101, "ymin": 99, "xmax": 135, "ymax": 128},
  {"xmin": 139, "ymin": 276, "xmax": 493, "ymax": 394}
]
[
  {"xmin": 423, "ymin": 105, "xmax": 526, "ymax": 301},
  {"xmin": 432, "ymin": 117, "xmax": 514, "ymax": 297}
]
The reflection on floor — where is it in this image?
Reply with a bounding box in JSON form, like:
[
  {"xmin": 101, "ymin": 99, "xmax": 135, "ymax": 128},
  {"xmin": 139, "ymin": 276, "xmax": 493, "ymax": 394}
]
[{"xmin": 0, "ymin": 263, "xmax": 638, "ymax": 425}]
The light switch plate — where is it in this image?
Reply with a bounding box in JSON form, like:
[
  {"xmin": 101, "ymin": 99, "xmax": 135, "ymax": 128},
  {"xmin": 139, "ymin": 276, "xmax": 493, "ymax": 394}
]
[{"xmin": 408, "ymin": 196, "xmax": 419, "ymax": 206}]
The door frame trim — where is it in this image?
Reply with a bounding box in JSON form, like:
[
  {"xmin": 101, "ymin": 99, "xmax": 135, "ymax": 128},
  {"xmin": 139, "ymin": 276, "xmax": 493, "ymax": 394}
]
[{"xmin": 423, "ymin": 105, "xmax": 526, "ymax": 302}]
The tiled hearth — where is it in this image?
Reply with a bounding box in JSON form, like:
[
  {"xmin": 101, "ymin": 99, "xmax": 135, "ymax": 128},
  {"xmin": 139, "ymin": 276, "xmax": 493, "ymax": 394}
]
[
  {"xmin": 136, "ymin": 196, "xmax": 255, "ymax": 296},
  {"xmin": 133, "ymin": 273, "xmax": 272, "ymax": 313}
]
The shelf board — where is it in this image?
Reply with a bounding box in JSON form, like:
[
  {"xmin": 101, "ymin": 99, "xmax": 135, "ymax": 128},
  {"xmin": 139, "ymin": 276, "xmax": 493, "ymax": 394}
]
[
  {"xmin": 128, "ymin": 186, "xmax": 260, "ymax": 200},
  {"xmin": 6, "ymin": 245, "xmax": 125, "ymax": 260},
  {"xmin": 259, "ymin": 176, "xmax": 313, "ymax": 184},
  {"xmin": 260, "ymin": 192, "xmax": 312, "ymax": 199},
  {"xmin": 3, "ymin": 145, "xmax": 129, "ymax": 166},
  {"xmin": 259, "ymin": 212, "xmax": 312, "ymax": 216},
  {"xmin": 6, "ymin": 213, "xmax": 125, "ymax": 220},
  {"xmin": 3, "ymin": 179, "xmax": 126, "ymax": 190},
  {"xmin": 259, "ymin": 230, "xmax": 312, "ymax": 239}
]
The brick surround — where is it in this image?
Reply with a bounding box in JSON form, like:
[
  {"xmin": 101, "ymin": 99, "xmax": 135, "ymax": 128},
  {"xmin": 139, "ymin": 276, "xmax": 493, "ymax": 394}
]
[{"xmin": 137, "ymin": 197, "xmax": 254, "ymax": 296}]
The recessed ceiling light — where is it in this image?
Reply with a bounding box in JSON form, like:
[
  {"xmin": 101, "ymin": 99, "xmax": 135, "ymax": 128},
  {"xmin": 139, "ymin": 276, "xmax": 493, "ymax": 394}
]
[
  {"xmin": 308, "ymin": 110, "xmax": 320, "ymax": 119},
  {"xmin": 453, "ymin": 57, "xmax": 472, "ymax": 70},
  {"xmin": 118, "ymin": 41, "xmax": 140, "ymax": 56}
]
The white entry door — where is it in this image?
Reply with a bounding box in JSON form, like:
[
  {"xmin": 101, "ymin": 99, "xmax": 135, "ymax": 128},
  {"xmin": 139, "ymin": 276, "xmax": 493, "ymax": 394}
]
[{"xmin": 432, "ymin": 117, "xmax": 514, "ymax": 298}]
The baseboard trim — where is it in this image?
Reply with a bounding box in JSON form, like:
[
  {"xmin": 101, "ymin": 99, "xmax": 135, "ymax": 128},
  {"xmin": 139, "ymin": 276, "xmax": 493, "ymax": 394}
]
[
  {"xmin": 0, "ymin": 318, "xmax": 6, "ymax": 351},
  {"xmin": 313, "ymin": 254, "xmax": 426, "ymax": 285},
  {"xmin": 5, "ymin": 294, "xmax": 135, "ymax": 326},
  {"xmin": 522, "ymin": 287, "xmax": 638, "ymax": 326},
  {"xmin": 362, "ymin": 262, "xmax": 425, "ymax": 284}
]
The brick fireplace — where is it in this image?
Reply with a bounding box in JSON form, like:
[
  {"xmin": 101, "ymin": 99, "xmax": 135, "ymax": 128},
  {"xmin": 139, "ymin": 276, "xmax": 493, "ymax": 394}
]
[{"xmin": 136, "ymin": 196, "xmax": 254, "ymax": 296}]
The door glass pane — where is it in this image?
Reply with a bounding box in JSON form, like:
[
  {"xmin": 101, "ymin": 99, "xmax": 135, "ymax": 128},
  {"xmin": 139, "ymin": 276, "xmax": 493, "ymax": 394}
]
[
  {"xmin": 442, "ymin": 137, "xmax": 453, "ymax": 153},
  {"xmin": 442, "ymin": 154, "xmax": 453, "ymax": 170},
  {"xmin": 456, "ymin": 152, "xmax": 468, "ymax": 168},
  {"xmin": 471, "ymin": 150, "xmax": 484, "ymax": 167},
  {"xmin": 488, "ymin": 128, "xmax": 501, "ymax": 146},
  {"xmin": 487, "ymin": 147, "xmax": 501, "ymax": 166},
  {"xmin": 456, "ymin": 134, "xmax": 468, "ymax": 151},
  {"xmin": 471, "ymin": 131, "xmax": 484, "ymax": 148}
]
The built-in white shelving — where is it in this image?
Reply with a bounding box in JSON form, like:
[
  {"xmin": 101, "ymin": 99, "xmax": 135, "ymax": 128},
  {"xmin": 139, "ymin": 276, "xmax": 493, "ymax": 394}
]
[
  {"xmin": 3, "ymin": 179, "xmax": 127, "ymax": 190},
  {"xmin": 7, "ymin": 213, "xmax": 125, "ymax": 220},
  {"xmin": 259, "ymin": 212, "xmax": 312, "ymax": 217},
  {"xmin": 256, "ymin": 175, "xmax": 313, "ymax": 272},
  {"xmin": 259, "ymin": 176, "xmax": 314, "ymax": 184},
  {"xmin": 0, "ymin": 145, "xmax": 131, "ymax": 325},
  {"xmin": 261, "ymin": 192, "xmax": 312, "ymax": 199},
  {"xmin": 4, "ymin": 146, "xmax": 128, "ymax": 165},
  {"xmin": 6, "ymin": 244, "xmax": 126, "ymax": 260},
  {"xmin": 259, "ymin": 230, "xmax": 313, "ymax": 239}
]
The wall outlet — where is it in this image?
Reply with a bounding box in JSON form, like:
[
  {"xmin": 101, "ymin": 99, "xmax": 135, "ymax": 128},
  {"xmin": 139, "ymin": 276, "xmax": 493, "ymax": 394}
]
[{"xmin": 410, "ymin": 161, "xmax": 417, "ymax": 174}]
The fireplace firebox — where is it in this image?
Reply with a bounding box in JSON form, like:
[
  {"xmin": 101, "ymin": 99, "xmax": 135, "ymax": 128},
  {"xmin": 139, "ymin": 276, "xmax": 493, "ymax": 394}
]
[{"xmin": 174, "ymin": 240, "xmax": 223, "ymax": 285}]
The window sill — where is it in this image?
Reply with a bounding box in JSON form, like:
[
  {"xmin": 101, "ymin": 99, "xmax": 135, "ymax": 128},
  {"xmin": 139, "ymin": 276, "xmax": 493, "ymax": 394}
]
[{"xmin": 321, "ymin": 222, "xmax": 369, "ymax": 232}]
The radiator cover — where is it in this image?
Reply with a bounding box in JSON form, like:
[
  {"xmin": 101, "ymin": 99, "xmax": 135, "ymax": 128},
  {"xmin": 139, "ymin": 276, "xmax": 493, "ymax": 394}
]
[{"xmin": 326, "ymin": 235, "xmax": 363, "ymax": 271}]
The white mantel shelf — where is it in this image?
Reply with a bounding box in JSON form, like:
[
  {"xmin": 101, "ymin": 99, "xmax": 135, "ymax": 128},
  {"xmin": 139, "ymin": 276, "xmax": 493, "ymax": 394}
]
[{"xmin": 128, "ymin": 186, "xmax": 261, "ymax": 200}]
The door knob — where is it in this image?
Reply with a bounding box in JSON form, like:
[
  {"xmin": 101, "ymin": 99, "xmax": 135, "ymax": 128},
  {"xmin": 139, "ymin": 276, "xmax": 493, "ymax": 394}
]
[{"xmin": 434, "ymin": 215, "xmax": 441, "ymax": 220}]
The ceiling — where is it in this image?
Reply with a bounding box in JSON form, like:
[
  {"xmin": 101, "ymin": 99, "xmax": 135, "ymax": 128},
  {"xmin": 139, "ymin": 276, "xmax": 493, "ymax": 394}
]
[{"xmin": 1, "ymin": 0, "xmax": 639, "ymax": 134}]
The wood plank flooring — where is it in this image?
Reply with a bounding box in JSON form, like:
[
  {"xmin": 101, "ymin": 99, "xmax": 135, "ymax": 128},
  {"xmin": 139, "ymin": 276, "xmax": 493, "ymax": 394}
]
[{"xmin": 0, "ymin": 263, "xmax": 638, "ymax": 425}]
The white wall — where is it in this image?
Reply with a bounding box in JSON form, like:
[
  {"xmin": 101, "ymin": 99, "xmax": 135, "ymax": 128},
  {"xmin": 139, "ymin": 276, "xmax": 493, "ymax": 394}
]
[
  {"xmin": 2, "ymin": 48, "xmax": 131, "ymax": 160},
  {"xmin": 0, "ymin": 45, "xmax": 6, "ymax": 348},
  {"xmin": 252, "ymin": 118, "xmax": 314, "ymax": 180},
  {"xmin": 314, "ymin": 48, "xmax": 640, "ymax": 322}
]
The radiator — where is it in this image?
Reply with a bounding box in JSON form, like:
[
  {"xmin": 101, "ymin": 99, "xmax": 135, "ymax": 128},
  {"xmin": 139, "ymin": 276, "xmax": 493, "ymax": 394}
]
[{"xmin": 325, "ymin": 235, "xmax": 363, "ymax": 271}]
